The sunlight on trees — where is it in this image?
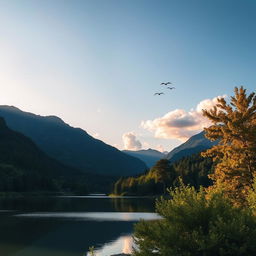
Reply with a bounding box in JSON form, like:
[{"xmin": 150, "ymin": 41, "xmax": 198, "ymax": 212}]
[
  {"xmin": 133, "ymin": 86, "xmax": 256, "ymax": 255},
  {"xmin": 202, "ymin": 86, "xmax": 256, "ymax": 205},
  {"xmin": 133, "ymin": 184, "xmax": 256, "ymax": 256}
]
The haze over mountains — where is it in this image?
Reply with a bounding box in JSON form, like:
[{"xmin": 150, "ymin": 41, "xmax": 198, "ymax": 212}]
[
  {"xmin": 123, "ymin": 149, "xmax": 167, "ymax": 168},
  {"xmin": 0, "ymin": 106, "xmax": 147, "ymax": 177},
  {"xmin": 123, "ymin": 132, "xmax": 216, "ymax": 168}
]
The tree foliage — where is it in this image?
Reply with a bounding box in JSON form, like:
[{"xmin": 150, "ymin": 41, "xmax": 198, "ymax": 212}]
[
  {"xmin": 132, "ymin": 86, "xmax": 256, "ymax": 256},
  {"xmin": 113, "ymin": 159, "xmax": 176, "ymax": 195},
  {"xmin": 133, "ymin": 185, "xmax": 256, "ymax": 256},
  {"xmin": 112, "ymin": 154, "xmax": 213, "ymax": 196},
  {"xmin": 202, "ymin": 86, "xmax": 256, "ymax": 205}
]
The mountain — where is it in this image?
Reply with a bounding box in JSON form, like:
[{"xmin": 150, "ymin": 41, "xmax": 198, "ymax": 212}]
[
  {"xmin": 0, "ymin": 106, "xmax": 147, "ymax": 176},
  {"xmin": 166, "ymin": 131, "xmax": 217, "ymax": 163},
  {"xmin": 0, "ymin": 117, "xmax": 84, "ymax": 192},
  {"xmin": 123, "ymin": 149, "xmax": 166, "ymax": 168}
]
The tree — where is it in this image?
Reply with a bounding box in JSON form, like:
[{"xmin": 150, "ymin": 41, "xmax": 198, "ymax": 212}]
[
  {"xmin": 202, "ymin": 86, "xmax": 256, "ymax": 205},
  {"xmin": 149, "ymin": 159, "xmax": 174, "ymax": 194},
  {"xmin": 133, "ymin": 184, "xmax": 256, "ymax": 256},
  {"xmin": 247, "ymin": 177, "xmax": 256, "ymax": 214}
]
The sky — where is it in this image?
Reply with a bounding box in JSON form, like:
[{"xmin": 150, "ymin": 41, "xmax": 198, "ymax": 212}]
[{"xmin": 0, "ymin": 0, "xmax": 255, "ymax": 152}]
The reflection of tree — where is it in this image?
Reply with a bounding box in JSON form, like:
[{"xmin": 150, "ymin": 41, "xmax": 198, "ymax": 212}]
[
  {"xmin": 122, "ymin": 236, "xmax": 133, "ymax": 254},
  {"xmin": 111, "ymin": 197, "xmax": 155, "ymax": 212},
  {"xmin": 0, "ymin": 196, "xmax": 155, "ymax": 256},
  {"xmin": 93, "ymin": 235, "xmax": 133, "ymax": 256}
]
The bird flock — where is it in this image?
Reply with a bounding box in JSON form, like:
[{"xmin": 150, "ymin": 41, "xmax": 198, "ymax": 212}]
[{"xmin": 154, "ymin": 82, "xmax": 175, "ymax": 96}]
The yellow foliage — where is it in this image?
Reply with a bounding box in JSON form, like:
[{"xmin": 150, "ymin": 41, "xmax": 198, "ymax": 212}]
[{"xmin": 202, "ymin": 86, "xmax": 256, "ymax": 205}]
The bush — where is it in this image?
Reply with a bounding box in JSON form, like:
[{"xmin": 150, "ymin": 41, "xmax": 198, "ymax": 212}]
[{"xmin": 133, "ymin": 185, "xmax": 256, "ymax": 256}]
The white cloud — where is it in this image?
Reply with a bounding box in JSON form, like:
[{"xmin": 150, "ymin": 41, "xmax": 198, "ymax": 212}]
[
  {"xmin": 196, "ymin": 95, "xmax": 227, "ymax": 113},
  {"xmin": 122, "ymin": 132, "xmax": 142, "ymax": 151},
  {"xmin": 141, "ymin": 95, "xmax": 226, "ymax": 142}
]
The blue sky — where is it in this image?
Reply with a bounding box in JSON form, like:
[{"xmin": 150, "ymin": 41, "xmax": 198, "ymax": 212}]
[{"xmin": 0, "ymin": 0, "xmax": 255, "ymax": 151}]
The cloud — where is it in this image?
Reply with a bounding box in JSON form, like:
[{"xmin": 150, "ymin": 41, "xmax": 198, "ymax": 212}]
[
  {"xmin": 141, "ymin": 95, "xmax": 226, "ymax": 142},
  {"xmin": 122, "ymin": 132, "xmax": 142, "ymax": 150}
]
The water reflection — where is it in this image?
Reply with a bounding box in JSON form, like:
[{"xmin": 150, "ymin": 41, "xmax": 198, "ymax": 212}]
[
  {"xmin": 122, "ymin": 236, "xmax": 133, "ymax": 254},
  {"xmin": 90, "ymin": 235, "xmax": 134, "ymax": 256},
  {"xmin": 16, "ymin": 212, "xmax": 161, "ymax": 222},
  {"xmin": 0, "ymin": 196, "xmax": 157, "ymax": 256},
  {"xmin": 0, "ymin": 196, "xmax": 156, "ymax": 213}
]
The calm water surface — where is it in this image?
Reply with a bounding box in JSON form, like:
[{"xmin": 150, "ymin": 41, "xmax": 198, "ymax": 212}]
[{"xmin": 0, "ymin": 195, "xmax": 159, "ymax": 256}]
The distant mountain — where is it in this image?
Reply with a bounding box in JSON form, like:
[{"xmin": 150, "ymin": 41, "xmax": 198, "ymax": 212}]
[
  {"xmin": 0, "ymin": 117, "xmax": 84, "ymax": 192},
  {"xmin": 166, "ymin": 131, "xmax": 218, "ymax": 163},
  {"xmin": 0, "ymin": 106, "xmax": 146, "ymax": 176},
  {"xmin": 123, "ymin": 149, "xmax": 166, "ymax": 168}
]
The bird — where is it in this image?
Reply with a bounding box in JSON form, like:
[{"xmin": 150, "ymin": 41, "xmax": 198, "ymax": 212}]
[
  {"xmin": 154, "ymin": 92, "xmax": 164, "ymax": 96},
  {"xmin": 167, "ymin": 86, "xmax": 175, "ymax": 90},
  {"xmin": 160, "ymin": 82, "xmax": 172, "ymax": 85}
]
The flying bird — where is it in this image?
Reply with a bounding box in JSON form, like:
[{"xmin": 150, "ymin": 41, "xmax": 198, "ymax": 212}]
[
  {"xmin": 167, "ymin": 86, "xmax": 175, "ymax": 90},
  {"xmin": 154, "ymin": 92, "xmax": 164, "ymax": 96},
  {"xmin": 160, "ymin": 82, "xmax": 172, "ymax": 86}
]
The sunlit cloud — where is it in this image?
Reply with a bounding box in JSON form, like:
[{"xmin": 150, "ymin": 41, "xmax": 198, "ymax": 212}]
[
  {"xmin": 122, "ymin": 132, "xmax": 142, "ymax": 150},
  {"xmin": 141, "ymin": 95, "xmax": 226, "ymax": 142}
]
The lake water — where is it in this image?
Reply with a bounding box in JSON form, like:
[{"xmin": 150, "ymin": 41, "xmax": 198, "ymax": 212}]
[{"xmin": 0, "ymin": 195, "xmax": 159, "ymax": 256}]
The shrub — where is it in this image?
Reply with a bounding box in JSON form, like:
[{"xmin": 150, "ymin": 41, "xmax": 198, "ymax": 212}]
[{"xmin": 133, "ymin": 184, "xmax": 256, "ymax": 256}]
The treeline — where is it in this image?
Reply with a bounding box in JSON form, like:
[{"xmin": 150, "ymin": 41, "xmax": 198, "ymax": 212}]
[
  {"xmin": 112, "ymin": 153, "xmax": 214, "ymax": 196},
  {"xmin": 0, "ymin": 163, "xmax": 89, "ymax": 194}
]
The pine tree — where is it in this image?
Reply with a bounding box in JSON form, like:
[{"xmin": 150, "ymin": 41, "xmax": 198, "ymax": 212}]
[{"xmin": 202, "ymin": 86, "xmax": 256, "ymax": 205}]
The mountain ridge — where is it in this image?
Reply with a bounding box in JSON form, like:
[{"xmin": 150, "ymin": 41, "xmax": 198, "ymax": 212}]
[
  {"xmin": 166, "ymin": 131, "xmax": 217, "ymax": 163},
  {"xmin": 0, "ymin": 105, "xmax": 147, "ymax": 176},
  {"xmin": 0, "ymin": 117, "xmax": 85, "ymax": 192},
  {"xmin": 123, "ymin": 148, "xmax": 166, "ymax": 168}
]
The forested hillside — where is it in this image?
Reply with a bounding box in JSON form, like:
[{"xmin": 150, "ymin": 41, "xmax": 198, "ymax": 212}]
[
  {"xmin": 0, "ymin": 117, "xmax": 87, "ymax": 193},
  {"xmin": 112, "ymin": 153, "xmax": 214, "ymax": 196}
]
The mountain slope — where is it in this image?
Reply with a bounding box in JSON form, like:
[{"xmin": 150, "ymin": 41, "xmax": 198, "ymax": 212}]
[
  {"xmin": 0, "ymin": 117, "xmax": 84, "ymax": 192},
  {"xmin": 0, "ymin": 106, "xmax": 146, "ymax": 176},
  {"xmin": 166, "ymin": 131, "xmax": 217, "ymax": 163},
  {"xmin": 123, "ymin": 149, "xmax": 166, "ymax": 168}
]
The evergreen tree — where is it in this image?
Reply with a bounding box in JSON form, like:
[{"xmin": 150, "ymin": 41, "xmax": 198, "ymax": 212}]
[
  {"xmin": 202, "ymin": 86, "xmax": 256, "ymax": 205},
  {"xmin": 149, "ymin": 159, "xmax": 174, "ymax": 194}
]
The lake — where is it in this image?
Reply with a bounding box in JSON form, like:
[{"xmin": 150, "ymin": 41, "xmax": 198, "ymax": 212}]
[{"xmin": 0, "ymin": 195, "xmax": 160, "ymax": 256}]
